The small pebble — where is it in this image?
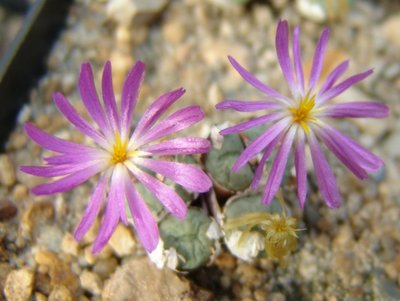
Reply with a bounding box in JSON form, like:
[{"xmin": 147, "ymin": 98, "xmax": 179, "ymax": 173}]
[
  {"xmin": 0, "ymin": 154, "xmax": 16, "ymax": 187},
  {"xmin": 80, "ymin": 270, "xmax": 103, "ymax": 296},
  {"xmin": 4, "ymin": 269, "xmax": 34, "ymax": 301},
  {"xmin": 108, "ymin": 224, "xmax": 136, "ymax": 257},
  {"xmin": 0, "ymin": 200, "xmax": 17, "ymax": 221},
  {"xmin": 61, "ymin": 233, "xmax": 80, "ymax": 257}
]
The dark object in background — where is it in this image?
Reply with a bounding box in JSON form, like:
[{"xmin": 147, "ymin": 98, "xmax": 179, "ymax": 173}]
[
  {"xmin": 0, "ymin": 0, "xmax": 73, "ymax": 150},
  {"xmin": 0, "ymin": 0, "xmax": 29, "ymax": 13}
]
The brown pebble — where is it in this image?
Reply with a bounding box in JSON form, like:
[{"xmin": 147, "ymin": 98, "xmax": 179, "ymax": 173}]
[
  {"xmin": 48, "ymin": 285, "xmax": 73, "ymax": 301},
  {"xmin": 13, "ymin": 184, "xmax": 28, "ymax": 201},
  {"xmin": 102, "ymin": 257, "xmax": 213, "ymax": 301},
  {"xmin": 35, "ymin": 250, "xmax": 79, "ymax": 298},
  {"xmin": 4, "ymin": 269, "xmax": 34, "ymax": 301},
  {"xmin": 254, "ymin": 289, "xmax": 268, "ymax": 301},
  {"xmin": 0, "ymin": 154, "xmax": 16, "ymax": 187},
  {"xmin": 61, "ymin": 233, "xmax": 79, "ymax": 257},
  {"xmin": 0, "ymin": 200, "xmax": 17, "ymax": 221},
  {"xmin": 80, "ymin": 270, "xmax": 102, "ymax": 296},
  {"xmin": 215, "ymin": 252, "xmax": 237, "ymax": 270},
  {"xmin": 92, "ymin": 257, "xmax": 118, "ymax": 280},
  {"xmin": 34, "ymin": 292, "xmax": 47, "ymax": 301},
  {"xmin": 20, "ymin": 201, "xmax": 54, "ymax": 235}
]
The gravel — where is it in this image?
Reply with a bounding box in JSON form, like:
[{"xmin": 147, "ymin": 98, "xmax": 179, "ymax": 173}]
[{"xmin": 1, "ymin": 0, "xmax": 399, "ymax": 300}]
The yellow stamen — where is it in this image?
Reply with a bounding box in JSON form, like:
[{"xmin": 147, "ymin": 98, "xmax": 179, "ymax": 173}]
[
  {"xmin": 289, "ymin": 92, "xmax": 316, "ymax": 134},
  {"xmin": 264, "ymin": 213, "xmax": 298, "ymax": 266},
  {"xmin": 111, "ymin": 133, "xmax": 128, "ymax": 164}
]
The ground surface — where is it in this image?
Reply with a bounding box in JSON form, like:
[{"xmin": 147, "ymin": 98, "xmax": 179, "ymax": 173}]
[{"xmin": 1, "ymin": 0, "xmax": 400, "ymax": 300}]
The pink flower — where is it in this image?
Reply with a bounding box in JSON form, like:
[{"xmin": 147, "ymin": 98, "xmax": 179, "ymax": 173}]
[
  {"xmin": 22, "ymin": 61, "xmax": 212, "ymax": 253},
  {"xmin": 216, "ymin": 20, "xmax": 389, "ymax": 209}
]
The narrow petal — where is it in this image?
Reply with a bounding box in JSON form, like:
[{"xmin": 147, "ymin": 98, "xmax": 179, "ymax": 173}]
[
  {"xmin": 220, "ymin": 112, "xmax": 284, "ymax": 135},
  {"xmin": 320, "ymin": 101, "xmax": 389, "ymax": 118},
  {"xmin": 126, "ymin": 181, "xmax": 159, "ymax": 252},
  {"xmin": 79, "ymin": 63, "xmax": 111, "ymax": 137},
  {"xmin": 142, "ymin": 137, "xmax": 211, "ymax": 155},
  {"xmin": 44, "ymin": 151, "xmax": 107, "ymax": 165},
  {"xmin": 53, "ymin": 92, "xmax": 108, "ymax": 147},
  {"xmin": 24, "ymin": 123, "xmax": 94, "ymax": 154},
  {"xmin": 250, "ymin": 134, "xmax": 281, "ymax": 190},
  {"xmin": 276, "ymin": 20, "xmax": 297, "ymax": 96},
  {"xmin": 316, "ymin": 124, "xmax": 383, "ymax": 173},
  {"xmin": 102, "ymin": 61, "xmax": 120, "ymax": 133},
  {"xmin": 228, "ymin": 56, "xmax": 289, "ymax": 103},
  {"xmin": 292, "ymin": 26, "xmax": 305, "ymax": 94},
  {"xmin": 31, "ymin": 162, "xmax": 104, "ymax": 195},
  {"xmin": 308, "ymin": 27, "xmax": 330, "ymax": 92},
  {"xmin": 232, "ymin": 117, "xmax": 290, "ymax": 172},
  {"xmin": 308, "ymin": 132, "xmax": 341, "ymax": 208},
  {"xmin": 316, "ymin": 127, "xmax": 368, "ymax": 179},
  {"xmin": 294, "ymin": 129, "xmax": 307, "ymax": 208},
  {"xmin": 120, "ymin": 61, "xmax": 145, "ymax": 139},
  {"xmin": 318, "ymin": 69, "xmax": 373, "ymax": 104},
  {"xmin": 216, "ymin": 100, "xmax": 281, "ymax": 112},
  {"xmin": 132, "ymin": 88, "xmax": 185, "ymax": 141},
  {"xmin": 74, "ymin": 173, "xmax": 108, "ymax": 241},
  {"xmin": 126, "ymin": 162, "xmax": 187, "ymax": 219},
  {"xmin": 317, "ymin": 60, "xmax": 349, "ymax": 97},
  {"xmin": 21, "ymin": 159, "xmax": 101, "ymax": 177},
  {"xmin": 109, "ymin": 165, "xmax": 128, "ymax": 225},
  {"xmin": 92, "ymin": 188, "xmax": 120, "ymax": 253},
  {"xmin": 135, "ymin": 105, "xmax": 204, "ymax": 147},
  {"xmin": 134, "ymin": 158, "xmax": 212, "ymax": 192},
  {"xmin": 262, "ymin": 126, "xmax": 296, "ymax": 205}
]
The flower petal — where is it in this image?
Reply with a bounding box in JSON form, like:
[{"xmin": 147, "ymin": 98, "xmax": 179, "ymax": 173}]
[
  {"xmin": 318, "ymin": 69, "xmax": 373, "ymax": 104},
  {"xmin": 53, "ymin": 92, "xmax": 108, "ymax": 147},
  {"xmin": 292, "ymin": 25, "xmax": 305, "ymax": 94},
  {"xmin": 79, "ymin": 63, "xmax": 111, "ymax": 137},
  {"xmin": 232, "ymin": 117, "xmax": 290, "ymax": 172},
  {"xmin": 308, "ymin": 27, "xmax": 330, "ymax": 92},
  {"xmin": 134, "ymin": 158, "xmax": 212, "ymax": 192},
  {"xmin": 317, "ymin": 60, "xmax": 349, "ymax": 97},
  {"xmin": 316, "ymin": 127, "xmax": 368, "ymax": 179},
  {"xmin": 294, "ymin": 129, "xmax": 307, "ymax": 208},
  {"xmin": 262, "ymin": 126, "xmax": 296, "ymax": 205},
  {"xmin": 228, "ymin": 56, "xmax": 289, "ymax": 103},
  {"xmin": 120, "ymin": 61, "xmax": 145, "ymax": 139},
  {"xmin": 308, "ymin": 132, "xmax": 341, "ymax": 208},
  {"xmin": 44, "ymin": 151, "xmax": 107, "ymax": 165},
  {"xmin": 74, "ymin": 173, "xmax": 108, "ymax": 241},
  {"xmin": 102, "ymin": 61, "xmax": 120, "ymax": 133},
  {"xmin": 21, "ymin": 159, "xmax": 101, "ymax": 178},
  {"xmin": 135, "ymin": 105, "xmax": 204, "ymax": 147},
  {"xmin": 31, "ymin": 162, "xmax": 104, "ymax": 195},
  {"xmin": 109, "ymin": 165, "xmax": 128, "ymax": 225},
  {"xmin": 316, "ymin": 124, "xmax": 383, "ymax": 173},
  {"xmin": 126, "ymin": 162, "xmax": 187, "ymax": 219},
  {"xmin": 219, "ymin": 112, "xmax": 284, "ymax": 135},
  {"xmin": 276, "ymin": 20, "xmax": 297, "ymax": 96},
  {"xmin": 24, "ymin": 123, "xmax": 95, "ymax": 154},
  {"xmin": 126, "ymin": 180, "xmax": 159, "ymax": 252},
  {"xmin": 92, "ymin": 189, "xmax": 120, "ymax": 254},
  {"xmin": 320, "ymin": 101, "xmax": 389, "ymax": 118},
  {"xmin": 142, "ymin": 137, "xmax": 210, "ymax": 155},
  {"xmin": 132, "ymin": 88, "xmax": 185, "ymax": 141},
  {"xmin": 250, "ymin": 134, "xmax": 281, "ymax": 190},
  {"xmin": 216, "ymin": 100, "xmax": 281, "ymax": 112}
]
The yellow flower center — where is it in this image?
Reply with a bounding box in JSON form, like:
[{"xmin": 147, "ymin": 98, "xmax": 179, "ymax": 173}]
[
  {"xmin": 111, "ymin": 133, "xmax": 128, "ymax": 164},
  {"xmin": 289, "ymin": 92, "xmax": 316, "ymax": 133},
  {"xmin": 264, "ymin": 214, "xmax": 298, "ymax": 266}
]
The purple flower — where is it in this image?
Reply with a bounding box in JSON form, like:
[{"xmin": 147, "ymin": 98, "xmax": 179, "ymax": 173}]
[
  {"xmin": 216, "ymin": 20, "xmax": 389, "ymax": 209},
  {"xmin": 21, "ymin": 61, "xmax": 212, "ymax": 253}
]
